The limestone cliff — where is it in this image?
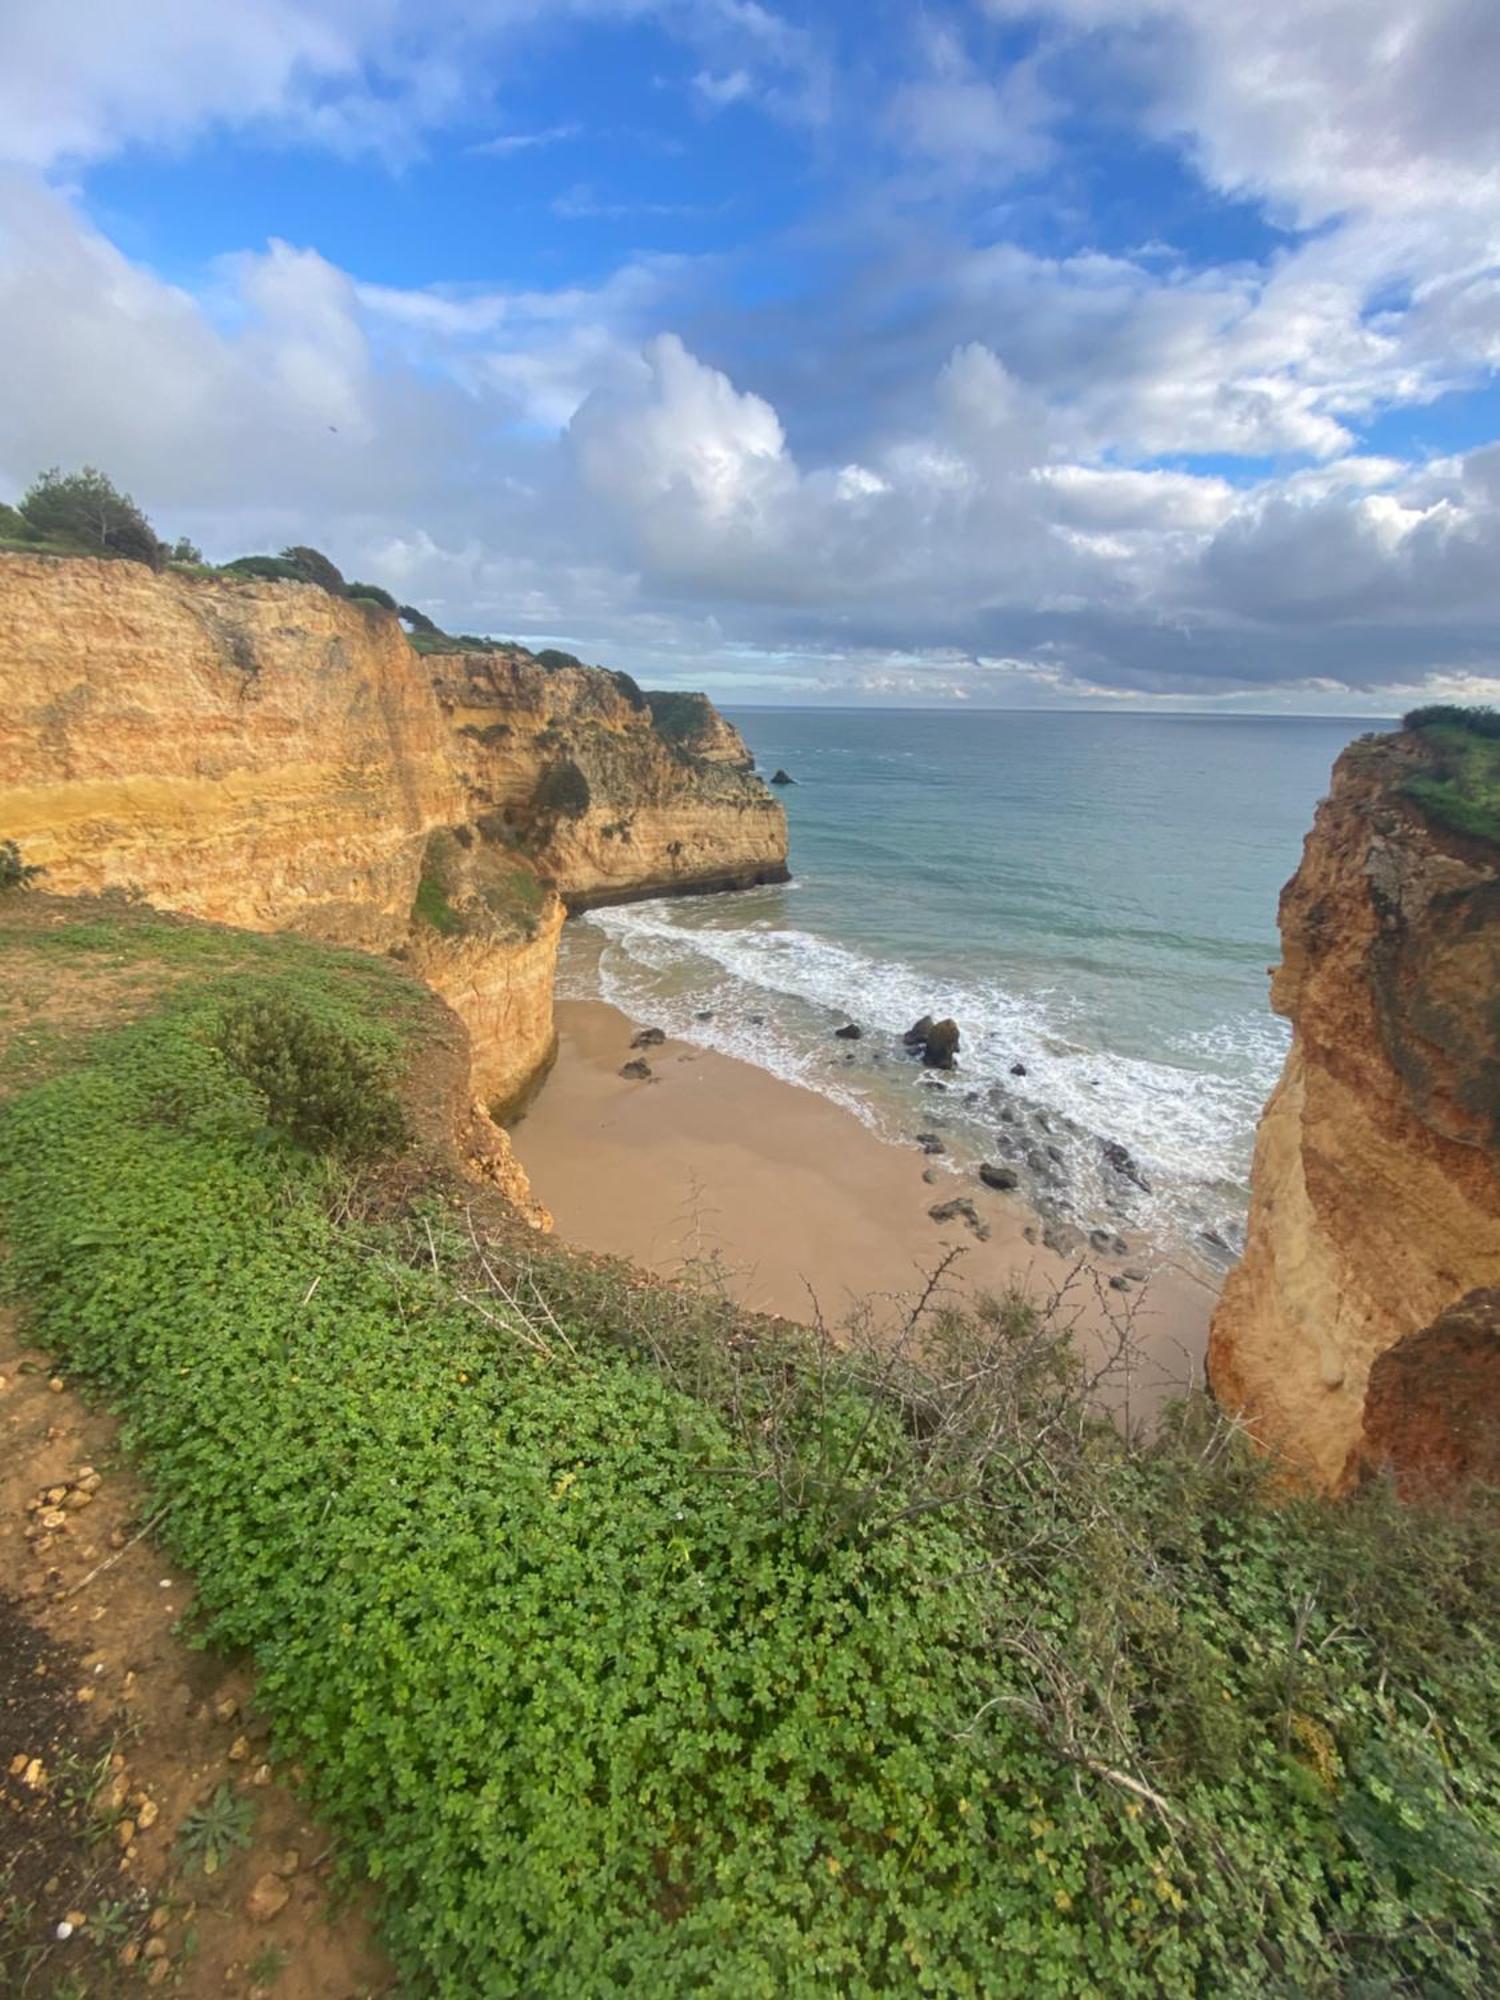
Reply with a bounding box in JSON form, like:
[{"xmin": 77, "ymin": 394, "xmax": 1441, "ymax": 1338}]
[
  {"xmin": 1208, "ymin": 726, "xmax": 1500, "ymax": 1492},
  {"xmin": 425, "ymin": 654, "xmax": 789, "ymax": 909},
  {"xmin": 0, "ymin": 553, "xmax": 788, "ymax": 1192}
]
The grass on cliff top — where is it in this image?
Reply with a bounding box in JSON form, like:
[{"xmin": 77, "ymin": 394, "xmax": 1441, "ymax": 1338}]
[
  {"xmin": 2, "ymin": 892, "xmax": 1499, "ymax": 1997},
  {"xmin": 1400, "ymin": 705, "xmax": 1500, "ymax": 845}
]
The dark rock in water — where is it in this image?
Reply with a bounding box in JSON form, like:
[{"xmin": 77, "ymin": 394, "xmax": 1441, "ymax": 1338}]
[
  {"xmin": 620, "ymin": 1059, "xmax": 652, "ymax": 1081},
  {"xmin": 1109, "ymin": 1274, "xmax": 1132, "ymax": 1293},
  {"xmin": 769, "ymin": 768, "xmax": 796, "ymax": 786},
  {"xmin": 748, "ymin": 1014, "xmax": 765, "ymax": 1026},
  {"xmin": 1010, "ymin": 1061, "xmax": 1028, "ymax": 1077},
  {"xmin": 964, "ymin": 1090, "xmax": 979, "ymax": 1105},
  {"xmin": 921, "ymin": 1076, "xmax": 947, "ymax": 1091},
  {"xmin": 903, "ymin": 1015, "xmax": 934, "ymax": 1048},
  {"xmin": 915, "ymin": 1133, "xmax": 946, "ymax": 1155},
  {"xmin": 997, "ymin": 1106, "xmax": 1018, "ymax": 1124},
  {"xmin": 1201, "ymin": 1226, "xmax": 1230, "ymax": 1251},
  {"xmin": 695, "ymin": 1010, "xmax": 714, "ymax": 1021},
  {"xmin": 1026, "ymin": 1149, "xmax": 1051, "ymax": 1175},
  {"xmin": 978, "ymin": 1162, "xmax": 1019, "ymax": 1191},
  {"xmin": 922, "ymin": 1019, "xmax": 960, "ymax": 1070},
  {"xmin": 1033, "ymin": 1109, "xmax": 1052, "ymax": 1132},
  {"xmin": 834, "ymin": 1023, "xmax": 863, "ymax": 1040},
  {"xmin": 1046, "ymin": 1144, "xmax": 1065, "ymax": 1166},
  {"xmin": 1113, "ymin": 1235, "xmax": 1128, "ymax": 1257},
  {"xmin": 921, "ymin": 1167, "xmax": 939, "ymax": 1185},
  {"xmin": 631, "ymin": 1026, "xmax": 666, "ymax": 1049},
  {"xmin": 842, "ymin": 1053, "xmax": 855, "ymax": 1063},
  {"xmin": 1102, "ymin": 1140, "xmax": 1152, "ymax": 1193},
  {"xmin": 1088, "ymin": 1228, "xmax": 1114, "ymax": 1252}
]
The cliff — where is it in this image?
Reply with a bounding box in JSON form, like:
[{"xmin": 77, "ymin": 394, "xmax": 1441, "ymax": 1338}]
[
  {"xmin": 1208, "ymin": 722, "xmax": 1500, "ymax": 1492},
  {"xmin": 0, "ymin": 553, "xmax": 787, "ymax": 1186},
  {"xmin": 425, "ymin": 654, "xmax": 789, "ymax": 909}
]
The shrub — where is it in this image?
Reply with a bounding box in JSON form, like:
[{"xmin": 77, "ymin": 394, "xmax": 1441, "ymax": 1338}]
[
  {"xmin": 646, "ymin": 689, "xmax": 714, "ymax": 748},
  {"xmin": 535, "ymin": 647, "xmax": 583, "ymax": 671},
  {"xmin": 168, "ymin": 535, "xmax": 204, "ymax": 564},
  {"xmin": 0, "ymin": 499, "xmax": 38, "ymax": 544},
  {"xmin": 220, "ymin": 554, "xmax": 307, "ymax": 584},
  {"xmin": 611, "ymin": 669, "xmax": 648, "ymax": 711},
  {"xmin": 18, "ymin": 466, "xmax": 163, "ymax": 567},
  {"xmin": 533, "ymin": 759, "xmax": 591, "ymax": 818},
  {"xmin": 213, "ymin": 991, "xmax": 405, "ymax": 1158},
  {"xmin": 0, "ymin": 840, "xmax": 42, "ymax": 890},
  {"xmin": 345, "ymin": 582, "xmax": 398, "ymax": 612},
  {"xmin": 399, "ymin": 603, "xmax": 440, "ymax": 635},
  {"xmin": 280, "ymin": 545, "xmax": 346, "ymax": 593},
  {"xmin": 1404, "ymin": 704, "xmax": 1500, "ymax": 740},
  {"xmin": 1399, "ymin": 707, "xmax": 1500, "ymax": 845}
]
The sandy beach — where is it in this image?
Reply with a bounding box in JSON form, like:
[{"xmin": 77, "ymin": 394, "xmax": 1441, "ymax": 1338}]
[{"xmin": 512, "ymin": 998, "xmax": 1219, "ymax": 1407}]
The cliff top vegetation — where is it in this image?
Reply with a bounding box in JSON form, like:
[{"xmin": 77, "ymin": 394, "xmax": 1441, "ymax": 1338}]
[
  {"xmin": 2, "ymin": 465, "xmax": 718, "ymax": 759},
  {"xmin": 2, "ymin": 888, "xmax": 1497, "ymax": 1997},
  {"xmin": 1400, "ymin": 705, "xmax": 1500, "ymax": 846}
]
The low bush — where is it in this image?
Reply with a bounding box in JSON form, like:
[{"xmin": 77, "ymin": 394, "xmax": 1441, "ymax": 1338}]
[
  {"xmin": 646, "ymin": 689, "xmax": 714, "ymax": 749},
  {"xmin": 213, "ymin": 989, "xmax": 405, "ymax": 1158},
  {"xmin": 0, "ymin": 841, "xmax": 42, "ymax": 891},
  {"xmin": 1, "ymin": 916, "xmax": 1497, "ymax": 1997},
  {"xmin": 345, "ymin": 582, "xmax": 398, "ymax": 612},
  {"xmin": 1399, "ymin": 706, "xmax": 1500, "ymax": 844}
]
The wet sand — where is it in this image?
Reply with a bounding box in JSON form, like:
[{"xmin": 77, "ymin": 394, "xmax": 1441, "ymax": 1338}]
[{"xmin": 512, "ymin": 999, "xmax": 1218, "ymax": 1408}]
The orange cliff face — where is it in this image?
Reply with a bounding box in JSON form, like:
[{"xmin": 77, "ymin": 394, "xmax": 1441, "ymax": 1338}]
[
  {"xmin": 1208, "ymin": 730, "xmax": 1500, "ymax": 1493},
  {"xmin": 0, "ymin": 553, "xmax": 789, "ymax": 1192},
  {"xmin": 425, "ymin": 653, "xmax": 789, "ymax": 909}
]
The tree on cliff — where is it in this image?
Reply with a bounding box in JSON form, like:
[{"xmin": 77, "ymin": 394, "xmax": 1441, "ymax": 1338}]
[
  {"xmin": 280, "ymin": 545, "xmax": 346, "ymax": 592},
  {"xmin": 18, "ymin": 466, "xmax": 163, "ymax": 567}
]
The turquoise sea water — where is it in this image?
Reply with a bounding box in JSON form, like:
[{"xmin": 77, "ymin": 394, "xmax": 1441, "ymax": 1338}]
[{"xmin": 563, "ymin": 709, "xmax": 1384, "ymax": 1261}]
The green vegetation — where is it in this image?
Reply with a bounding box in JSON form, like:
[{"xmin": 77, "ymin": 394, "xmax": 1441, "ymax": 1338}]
[
  {"xmin": 0, "ymin": 900, "xmax": 1497, "ymax": 1996},
  {"xmin": 0, "ymin": 466, "xmax": 187, "ymax": 568},
  {"xmin": 532, "ymin": 757, "xmax": 592, "ymax": 818},
  {"xmin": 1400, "ymin": 706, "xmax": 1500, "ymax": 844},
  {"xmin": 646, "ymin": 688, "xmax": 714, "ymax": 748},
  {"xmin": 215, "ymin": 989, "xmax": 406, "ymax": 1158},
  {"xmin": 176, "ymin": 1782, "xmax": 256, "ymax": 1877},
  {"xmin": 412, "ymin": 827, "xmax": 550, "ymax": 941},
  {"xmin": 346, "ymin": 581, "xmax": 399, "ymax": 612},
  {"xmin": 0, "ymin": 841, "xmax": 42, "ymax": 891}
]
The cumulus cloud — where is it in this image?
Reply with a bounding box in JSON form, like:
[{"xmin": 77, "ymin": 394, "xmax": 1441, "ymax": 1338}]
[{"xmin": 0, "ymin": 1, "xmax": 1496, "ymax": 705}]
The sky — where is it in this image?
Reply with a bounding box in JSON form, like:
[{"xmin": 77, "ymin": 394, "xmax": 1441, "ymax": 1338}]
[{"xmin": 1, "ymin": 2, "xmax": 1497, "ymax": 710}]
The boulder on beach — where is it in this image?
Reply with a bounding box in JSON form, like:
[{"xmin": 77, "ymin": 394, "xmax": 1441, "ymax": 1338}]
[
  {"xmin": 915, "ymin": 1133, "xmax": 946, "ymax": 1155},
  {"xmin": 695, "ymin": 1009, "xmax": 714, "ymax": 1021},
  {"xmin": 928, "ymin": 1196, "xmax": 990, "ymax": 1241},
  {"xmin": 620, "ymin": 1059, "xmax": 653, "ymax": 1081},
  {"xmin": 631, "ymin": 1026, "xmax": 666, "ymax": 1049},
  {"xmin": 769, "ymin": 768, "xmax": 796, "ymax": 785},
  {"xmin": 834, "ymin": 1023, "xmax": 863, "ymax": 1040},
  {"xmin": 903, "ymin": 1015, "xmax": 934, "ymax": 1048},
  {"xmin": 978, "ymin": 1162, "xmax": 1019, "ymax": 1191}
]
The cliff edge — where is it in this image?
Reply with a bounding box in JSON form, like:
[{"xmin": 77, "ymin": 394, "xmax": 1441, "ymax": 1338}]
[
  {"xmin": 1208, "ymin": 716, "xmax": 1500, "ymax": 1492},
  {"xmin": 0, "ymin": 552, "xmax": 787, "ymax": 1182}
]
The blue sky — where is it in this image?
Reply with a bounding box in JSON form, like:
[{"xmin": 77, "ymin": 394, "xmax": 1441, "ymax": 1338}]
[{"xmin": 1, "ymin": 1, "xmax": 1497, "ymax": 708}]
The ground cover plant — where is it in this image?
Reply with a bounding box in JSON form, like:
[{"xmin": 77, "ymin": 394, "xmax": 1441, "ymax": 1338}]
[
  {"xmin": 1400, "ymin": 705, "xmax": 1500, "ymax": 845},
  {"xmin": 1, "ymin": 901, "xmax": 1497, "ymax": 1996}
]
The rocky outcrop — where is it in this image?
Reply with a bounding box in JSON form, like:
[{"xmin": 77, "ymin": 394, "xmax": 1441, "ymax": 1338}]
[
  {"xmin": 1208, "ymin": 729, "xmax": 1500, "ymax": 1491},
  {"xmin": 0, "ymin": 554, "xmax": 789, "ymax": 1211},
  {"xmin": 425, "ymin": 653, "xmax": 789, "ymax": 910}
]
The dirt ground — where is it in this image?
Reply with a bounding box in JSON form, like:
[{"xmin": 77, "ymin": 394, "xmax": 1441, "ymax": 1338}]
[{"xmin": 0, "ymin": 1308, "xmax": 394, "ymax": 1999}]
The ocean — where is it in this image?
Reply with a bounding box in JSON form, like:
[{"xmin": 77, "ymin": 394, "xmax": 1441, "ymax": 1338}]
[{"xmin": 559, "ymin": 708, "xmax": 1383, "ymax": 1266}]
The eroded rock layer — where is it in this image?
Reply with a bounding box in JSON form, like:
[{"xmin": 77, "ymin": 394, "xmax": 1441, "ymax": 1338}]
[
  {"xmin": 0, "ymin": 554, "xmax": 788, "ymax": 1195},
  {"xmin": 1207, "ymin": 730, "xmax": 1500, "ymax": 1491}
]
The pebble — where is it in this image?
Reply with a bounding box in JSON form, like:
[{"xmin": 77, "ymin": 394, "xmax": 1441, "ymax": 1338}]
[
  {"xmin": 228, "ymin": 1735, "xmax": 251, "ymax": 1762},
  {"xmin": 246, "ymin": 1872, "xmax": 291, "ymax": 1923},
  {"xmin": 49, "ymin": 1376, "xmax": 65, "ymax": 1393}
]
